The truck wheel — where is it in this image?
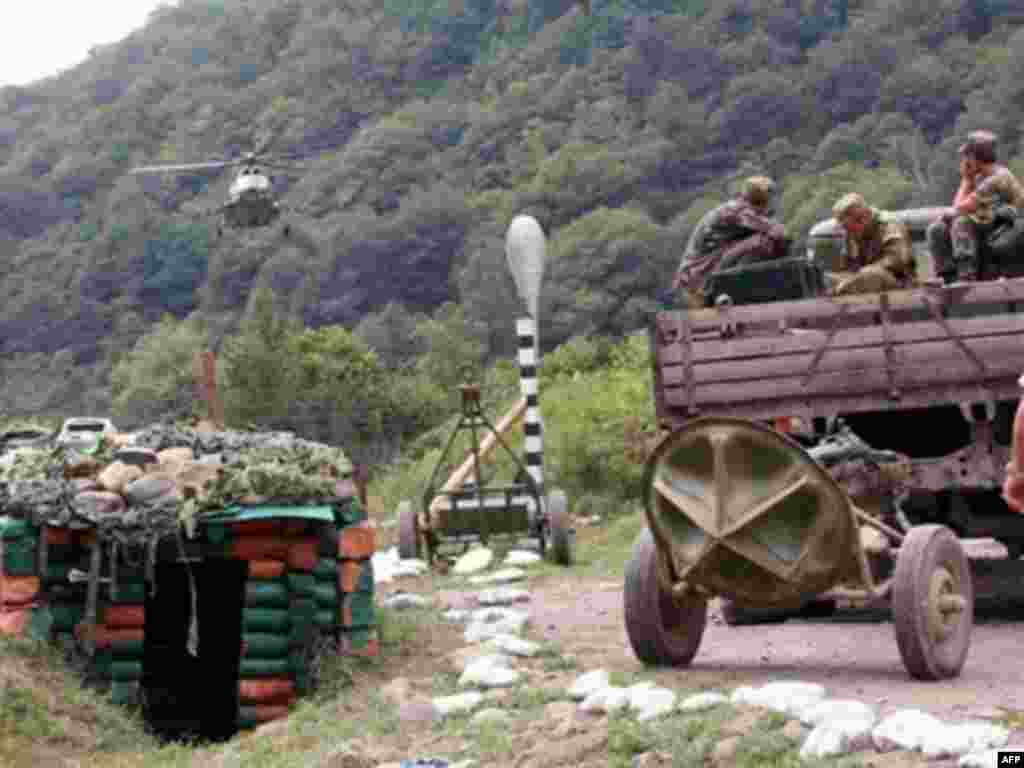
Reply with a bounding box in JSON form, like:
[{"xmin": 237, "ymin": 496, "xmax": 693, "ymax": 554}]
[
  {"xmin": 624, "ymin": 528, "xmax": 706, "ymax": 666},
  {"xmin": 397, "ymin": 501, "xmax": 419, "ymax": 560},
  {"xmin": 545, "ymin": 489, "xmax": 573, "ymax": 566},
  {"xmin": 892, "ymin": 525, "xmax": 973, "ymax": 680}
]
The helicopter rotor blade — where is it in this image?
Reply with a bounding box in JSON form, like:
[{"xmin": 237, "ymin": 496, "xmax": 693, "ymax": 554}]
[{"xmin": 129, "ymin": 160, "xmax": 237, "ymax": 174}]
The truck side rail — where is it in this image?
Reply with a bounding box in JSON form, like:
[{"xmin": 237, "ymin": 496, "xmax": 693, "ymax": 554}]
[{"xmin": 652, "ymin": 278, "xmax": 1024, "ymax": 425}]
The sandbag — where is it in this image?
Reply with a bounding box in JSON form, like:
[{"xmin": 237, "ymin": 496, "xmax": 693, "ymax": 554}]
[
  {"xmin": 312, "ymin": 557, "xmax": 337, "ymax": 581},
  {"xmin": 75, "ymin": 624, "xmax": 145, "ymax": 656},
  {"xmin": 231, "ymin": 520, "xmax": 284, "ymax": 538},
  {"xmin": 312, "ymin": 583, "xmax": 338, "ymax": 609},
  {"xmin": 285, "ymin": 573, "xmax": 315, "ymax": 597},
  {"xmin": 110, "ymin": 680, "xmax": 141, "ymax": 707},
  {"xmin": 286, "ymin": 538, "xmax": 319, "ymax": 572},
  {"xmin": 239, "ymin": 658, "xmax": 292, "ymax": 677},
  {"xmin": 103, "ymin": 604, "xmax": 145, "ymax": 629},
  {"xmin": 245, "ymin": 581, "xmax": 289, "ymax": 609},
  {"xmin": 338, "ymin": 559, "xmax": 374, "ymax": 594},
  {"xmin": 109, "ymin": 582, "xmax": 147, "ymax": 605},
  {"xmin": 0, "ymin": 607, "xmax": 32, "ymax": 636},
  {"xmin": 243, "ymin": 633, "xmax": 290, "ymax": 659},
  {"xmin": 337, "ymin": 522, "xmax": 375, "ymax": 560},
  {"xmin": 314, "ymin": 609, "xmax": 337, "ymax": 630},
  {"xmin": 48, "ymin": 602, "xmax": 85, "ymax": 632},
  {"xmin": 110, "ymin": 660, "xmax": 143, "ymax": 682},
  {"xmin": 341, "ymin": 592, "xmax": 375, "ymax": 629},
  {"xmin": 243, "ymin": 608, "xmax": 290, "ymax": 634},
  {"xmin": 43, "ymin": 526, "xmax": 72, "ymax": 547},
  {"xmin": 0, "ymin": 517, "xmax": 34, "ymax": 540},
  {"xmin": 239, "ymin": 677, "xmax": 296, "ymax": 705},
  {"xmin": 1, "ymin": 537, "xmax": 37, "ymax": 576},
  {"xmin": 248, "ymin": 560, "xmax": 286, "ymax": 580},
  {"xmin": 230, "ymin": 536, "xmax": 289, "ymax": 561},
  {"xmin": 0, "ymin": 574, "xmax": 41, "ymax": 606}
]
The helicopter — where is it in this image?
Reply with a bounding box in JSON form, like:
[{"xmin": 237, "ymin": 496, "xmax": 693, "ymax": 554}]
[{"xmin": 129, "ymin": 142, "xmax": 307, "ymax": 237}]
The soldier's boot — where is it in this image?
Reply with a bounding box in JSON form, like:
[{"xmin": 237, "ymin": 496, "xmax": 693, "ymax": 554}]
[
  {"xmin": 951, "ymin": 216, "xmax": 981, "ymax": 281},
  {"xmin": 927, "ymin": 218, "xmax": 956, "ymax": 284}
]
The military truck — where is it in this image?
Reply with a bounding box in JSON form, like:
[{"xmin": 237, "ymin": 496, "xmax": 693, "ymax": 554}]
[{"xmin": 654, "ymin": 206, "xmax": 1024, "ymax": 623}]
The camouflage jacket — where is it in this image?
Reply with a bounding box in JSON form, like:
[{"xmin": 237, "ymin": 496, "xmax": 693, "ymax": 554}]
[
  {"xmin": 677, "ymin": 199, "xmax": 784, "ymax": 281},
  {"xmin": 970, "ymin": 165, "xmax": 1024, "ymax": 226},
  {"xmin": 840, "ymin": 208, "xmax": 914, "ymax": 279}
]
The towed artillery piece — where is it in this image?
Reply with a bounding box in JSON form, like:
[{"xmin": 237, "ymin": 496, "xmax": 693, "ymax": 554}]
[
  {"xmin": 625, "ymin": 207, "xmax": 1024, "ymax": 680},
  {"xmin": 396, "ymin": 384, "xmax": 573, "ymax": 566}
]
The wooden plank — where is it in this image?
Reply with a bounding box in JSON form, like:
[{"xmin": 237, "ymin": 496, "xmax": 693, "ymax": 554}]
[
  {"xmin": 671, "ymin": 332, "xmax": 1024, "ymax": 386},
  {"xmin": 657, "ymin": 312, "xmax": 1024, "ymax": 366},
  {"xmin": 664, "ymin": 354, "xmax": 1024, "ymax": 408},
  {"xmin": 662, "ymin": 380, "xmax": 1022, "ymax": 423}
]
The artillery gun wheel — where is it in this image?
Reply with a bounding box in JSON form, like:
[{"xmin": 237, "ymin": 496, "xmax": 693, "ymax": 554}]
[
  {"xmin": 545, "ymin": 489, "xmax": 573, "ymax": 566},
  {"xmin": 624, "ymin": 528, "xmax": 706, "ymax": 666},
  {"xmin": 892, "ymin": 524, "xmax": 973, "ymax": 680},
  {"xmin": 397, "ymin": 500, "xmax": 419, "ymax": 560}
]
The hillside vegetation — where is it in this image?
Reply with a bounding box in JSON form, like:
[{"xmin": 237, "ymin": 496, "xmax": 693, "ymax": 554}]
[{"xmin": 2, "ymin": 0, "xmax": 1024, "ymax": 439}]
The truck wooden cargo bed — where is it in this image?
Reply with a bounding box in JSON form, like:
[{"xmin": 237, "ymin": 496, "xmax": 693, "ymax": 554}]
[{"xmin": 651, "ymin": 278, "xmax": 1024, "ymax": 426}]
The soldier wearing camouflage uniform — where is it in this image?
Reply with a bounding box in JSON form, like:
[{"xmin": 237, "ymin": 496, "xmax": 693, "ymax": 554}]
[
  {"xmin": 672, "ymin": 176, "xmax": 790, "ymax": 307},
  {"xmin": 829, "ymin": 193, "xmax": 915, "ymax": 295},
  {"xmin": 927, "ymin": 131, "xmax": 1024, "ymax": 282}
]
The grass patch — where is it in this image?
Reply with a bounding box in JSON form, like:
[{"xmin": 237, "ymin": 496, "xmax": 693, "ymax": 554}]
[
  {"xmin": 607, "ymin": 706, "xmax": 735, "ymax": 768},
  {"xmin": 503, "ymin": 686, "xmax": 564, "ymax": 712},
  {"xmin": 541, "ymin": 651, "xmax": 579, "ymax": 673}
]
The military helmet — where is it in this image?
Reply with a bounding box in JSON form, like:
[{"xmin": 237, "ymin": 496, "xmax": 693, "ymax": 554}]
[
  {"xmin": 959, "ymin": 130, "xmax": 998, "ymax": 164},
  {"xmin": 741, "ymin": 176, "xmax": 775, "ymax": 207}
]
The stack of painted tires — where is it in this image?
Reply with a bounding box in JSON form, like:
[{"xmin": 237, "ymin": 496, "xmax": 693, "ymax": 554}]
[
  {"xmin": 233, "ymin": 520, "xmax": 302, "ymax": 730},
  {"xmin": 336, "ymin": 505, "xmax": 378, "ymax": 658},
  {"xmin": 0, "ymin": 516, "xmax": 40, "ymax": 635}
]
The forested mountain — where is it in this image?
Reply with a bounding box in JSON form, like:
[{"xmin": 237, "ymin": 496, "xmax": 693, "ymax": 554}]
[{"xmin": 1, "ymin": 0, "xmax": 1023, "ymax": 419}]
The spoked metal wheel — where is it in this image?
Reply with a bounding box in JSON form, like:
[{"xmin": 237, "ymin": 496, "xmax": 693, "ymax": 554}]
[
  {"xmin": 892, "ymin": 524, "xmax": 974, "ymax": 680},
  {"xmin": 624, "ymin": 527, "xmax": 707, "ymax": 666},
  {"xmin": 397, "ymin": 500, "xmax": 419, "ymax": 560},
  {"xmin": 544, "ymin": 488, "xmax": 573, "ymax": 566}
]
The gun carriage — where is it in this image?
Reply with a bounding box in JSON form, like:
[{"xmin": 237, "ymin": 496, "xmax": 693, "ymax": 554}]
[{"xmin": 625, "ymin": 207, "xmax": 1024, "ymax": 680}]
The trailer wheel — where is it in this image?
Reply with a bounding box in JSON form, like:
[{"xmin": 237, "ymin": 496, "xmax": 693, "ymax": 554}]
[
  {"xmin": 892, "ymin": 524, "xmax": 973, "ymax": 680},
  {"xmin": 397, "ymin": 501, "xmax": 419, "ymax": 560},
  {"xmin": 624, "ymin": 528, "xmax": 706, "ymax": 666},
  {"xmin": 545, "ymin": 489, "xmax": 573, "ymax": 566}
]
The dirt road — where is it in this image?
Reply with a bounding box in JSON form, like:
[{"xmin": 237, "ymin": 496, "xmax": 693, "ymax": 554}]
[{"xmin": 433, "ymin": 540, "xmax": 1024, "ymax": 732}]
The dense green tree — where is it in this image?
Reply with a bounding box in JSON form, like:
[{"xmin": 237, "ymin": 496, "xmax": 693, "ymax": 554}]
[
  {"xmin": 219, "ymin": 285, "xmax": 301, "ymax": 428},
  {"xmin": 109, "ymin": 312, "xmax": 209, "ymax": 425}
]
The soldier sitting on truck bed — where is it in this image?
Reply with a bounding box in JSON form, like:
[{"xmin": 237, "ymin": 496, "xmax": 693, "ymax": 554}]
[
  {"xmin": 828, "ymin": 192, "xmax": 915, "ymax": 296},
  {"xmin": 671, "ymin": 176, "xmax": 791, "ymax": 307},
  {"xmin": 927, "ymin": 131, "xmax": 1024, "ymax": 283}
]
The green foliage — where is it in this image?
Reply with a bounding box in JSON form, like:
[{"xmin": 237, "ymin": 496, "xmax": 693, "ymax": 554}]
[
  {"xmin": 221, "ymin": 285, "xmax": 301, "ymax": 428},
  {"xmin": 413, "ymin": 301, "xmax": 488, "ymax": 394},
  {"xmin": 540, "ymin": 335, "xmax": 616, "ymax": 381},
  {"xmin": 110, "ymin": 313, "xmax": 209, "ymax": 426},
  {"xmin": 780, "ymin": 162, "xmax": 917, "ymax": 241},
  {"xmin": 142, "ymin": 222, "xmax": 210, "ymax": 315},
  {"xmin": 78, "ymin": 221, "xmax": 98, "ymax": 241}
]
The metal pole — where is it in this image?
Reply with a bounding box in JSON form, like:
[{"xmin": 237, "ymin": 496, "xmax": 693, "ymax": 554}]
[{"xmin": 517, "ymin": 316, "xmax": 544, "ymax": 511}]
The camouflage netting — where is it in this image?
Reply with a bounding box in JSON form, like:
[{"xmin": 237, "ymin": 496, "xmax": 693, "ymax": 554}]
[{"xmin": 0, "ymin": 424, "xmax": 355, "ymax": 553}]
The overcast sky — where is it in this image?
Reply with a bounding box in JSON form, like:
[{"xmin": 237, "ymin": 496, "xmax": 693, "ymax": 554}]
[{"xmin": 0, "ymin": 1, "xmax": 171, "ymax": 87}]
